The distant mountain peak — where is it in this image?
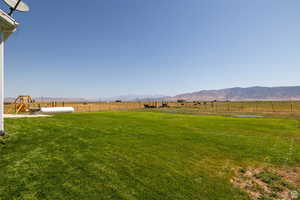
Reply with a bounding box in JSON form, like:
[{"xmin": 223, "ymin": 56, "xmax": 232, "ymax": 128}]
[{"xmin": 167, "ymin": 86, "xmax": 300, "ymax": 101}]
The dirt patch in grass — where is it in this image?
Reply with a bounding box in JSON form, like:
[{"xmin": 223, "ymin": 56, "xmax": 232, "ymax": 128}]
[
  {"xmin": 231, "ymin": 166, "xmax": 300, "ymax": 200},
  {"xmin": 276, "ymin": 167, "xmax": 300, "ymax": 188}
]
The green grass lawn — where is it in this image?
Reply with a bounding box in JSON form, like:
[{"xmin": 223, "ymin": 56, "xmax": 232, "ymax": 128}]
[{"xmin": 1, "ymin": 111, "xmax": 300, "ymax": 200}]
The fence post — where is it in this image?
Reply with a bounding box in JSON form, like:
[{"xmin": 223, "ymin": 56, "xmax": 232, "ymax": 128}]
[{"xmin": 255, "ymin": 102, "xmax": 257, "ymax": 112}]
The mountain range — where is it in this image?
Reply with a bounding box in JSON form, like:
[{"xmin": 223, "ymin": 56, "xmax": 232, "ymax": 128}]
[
  {"xmin": 166, "ymin": 86, "xmax": 300, "ymax": 101},
  {"xmin": 5, "ymin": 86, "xmax": 300, "ymax": 102}
]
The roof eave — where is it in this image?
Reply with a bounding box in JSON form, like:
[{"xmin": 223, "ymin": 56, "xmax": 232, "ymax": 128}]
[{"xmin": 0, "ymin": 9, "xmax": 19, "ymax": 40}]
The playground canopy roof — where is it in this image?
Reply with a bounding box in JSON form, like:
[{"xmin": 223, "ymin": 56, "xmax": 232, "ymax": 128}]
[{"xmin": 0, "ymin": 8, "xmax": 18, "ymax": 40}]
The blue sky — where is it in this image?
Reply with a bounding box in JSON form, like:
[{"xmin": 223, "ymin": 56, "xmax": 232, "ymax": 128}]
[{"xmin": 2, "ymin": 0, "xmax": 300, "ymax": 98}]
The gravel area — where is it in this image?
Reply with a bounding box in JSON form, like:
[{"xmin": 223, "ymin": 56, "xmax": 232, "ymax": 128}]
[{"xmin": 4, "ymin": 114, "xmax": 51, "ymax": 118}]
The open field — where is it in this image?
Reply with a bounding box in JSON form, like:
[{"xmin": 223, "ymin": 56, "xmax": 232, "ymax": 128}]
[
  {"xmin": 1, "ymin": 111, "xmax": 300, "ymax": 199},
  {"xmin": 4, "ymin": 101, "xmax": 300, "ymax": 115}
]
